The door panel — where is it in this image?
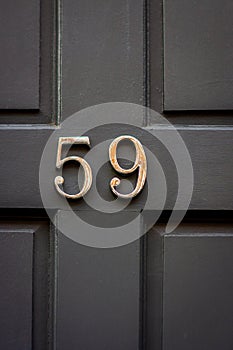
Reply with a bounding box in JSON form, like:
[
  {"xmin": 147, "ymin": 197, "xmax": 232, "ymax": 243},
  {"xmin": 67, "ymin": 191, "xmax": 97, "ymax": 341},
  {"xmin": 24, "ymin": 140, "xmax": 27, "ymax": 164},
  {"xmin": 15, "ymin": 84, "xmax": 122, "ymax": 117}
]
[
  {"xmin": 0, "ymin": 0, "xmax": 55, "ymax": 124},
  {"xmin": 55, "ymin": 218, "xmax": 141, "ymax": 349},
  {"xmin": 0, "ymin": 228, "xmax": 33, "ymax": 349},
  {"xmin": 0, "ymin": 0, "xmax": 40, "ymax": 109},
  {"xmin": 0, "ymin": 220, "xmax": 50, "ymax": 350},
  {"xmin": 62, "ymin": 0, "xmax": 144, "ymax": 119},
  {"xmin": 163, "ymin": 0, "xmax": 233, "ymax": 110},
  {"xmin": 146, "ymin": 224, "xmax": 233, "ymax": 350},
  {"xmin": 163, "ymin": 231, "xmax": 233, "ymax": 350}
]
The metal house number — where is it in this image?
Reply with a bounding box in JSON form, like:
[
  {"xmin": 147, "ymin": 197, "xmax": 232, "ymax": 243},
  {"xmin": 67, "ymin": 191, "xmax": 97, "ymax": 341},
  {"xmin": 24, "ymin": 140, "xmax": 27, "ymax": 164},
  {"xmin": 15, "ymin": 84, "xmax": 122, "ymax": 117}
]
[{"xmin": 54, "ymin": 135, "xmax": 147, "ymax": 199}]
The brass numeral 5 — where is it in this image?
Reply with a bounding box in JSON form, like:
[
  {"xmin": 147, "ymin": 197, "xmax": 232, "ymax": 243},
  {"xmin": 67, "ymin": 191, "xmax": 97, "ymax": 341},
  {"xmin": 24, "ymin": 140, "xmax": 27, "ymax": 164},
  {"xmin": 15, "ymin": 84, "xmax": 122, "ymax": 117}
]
[{"xmin": 54, "ymin": 137, "xmax": 92, "ymax": 199}]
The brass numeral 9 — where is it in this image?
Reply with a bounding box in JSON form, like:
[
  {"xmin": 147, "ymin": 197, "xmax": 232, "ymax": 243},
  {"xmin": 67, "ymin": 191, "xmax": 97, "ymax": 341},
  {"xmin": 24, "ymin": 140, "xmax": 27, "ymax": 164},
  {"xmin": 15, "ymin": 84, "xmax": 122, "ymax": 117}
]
[{"xmin": 109, "ymin": 135, "xmax": 147, "ymax": 198}]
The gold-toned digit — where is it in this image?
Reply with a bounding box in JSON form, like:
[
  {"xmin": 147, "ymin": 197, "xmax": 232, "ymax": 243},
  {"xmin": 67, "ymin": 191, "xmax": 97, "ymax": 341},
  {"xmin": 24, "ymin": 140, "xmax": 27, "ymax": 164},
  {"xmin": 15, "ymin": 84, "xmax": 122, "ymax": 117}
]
[
  {"xmin": 109, "ymin": 135, "xmax": 147, "ymax": 198},
  {"xmin": 55, "ymin": 137, "xmax": 92, "ymax": 199}
]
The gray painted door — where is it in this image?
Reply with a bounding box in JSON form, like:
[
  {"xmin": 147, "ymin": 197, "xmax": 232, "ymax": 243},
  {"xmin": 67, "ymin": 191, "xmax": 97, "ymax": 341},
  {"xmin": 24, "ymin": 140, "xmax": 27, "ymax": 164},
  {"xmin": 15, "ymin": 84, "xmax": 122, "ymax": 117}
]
[
  {"xmin": 147, "ymin": 0, "xmax": 233, "ymax": 349},
  {"xmin": 0, "ymin": 0, "xmax": 232, "ymax": 349}
]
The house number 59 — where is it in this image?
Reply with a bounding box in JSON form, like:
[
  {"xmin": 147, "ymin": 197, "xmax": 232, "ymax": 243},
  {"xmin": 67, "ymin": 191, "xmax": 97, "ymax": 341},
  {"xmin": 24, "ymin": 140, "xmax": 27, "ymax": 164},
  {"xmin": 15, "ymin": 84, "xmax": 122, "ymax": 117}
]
[{"xmin": 54, "ymin": 135, "xmax": 147, "ymax": 199}]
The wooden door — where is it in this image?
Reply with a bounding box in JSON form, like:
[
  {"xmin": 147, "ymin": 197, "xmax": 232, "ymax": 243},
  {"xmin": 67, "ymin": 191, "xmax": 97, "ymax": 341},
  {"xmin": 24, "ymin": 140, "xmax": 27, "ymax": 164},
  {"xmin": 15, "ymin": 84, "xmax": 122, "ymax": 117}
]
[
  {"xmin": 0, "ymin": 0, "xmax": 143, "ymax": 349},
  {"xmin": 0, "ymin": 0, "xmax": 54, "ymax": 349},
  {"xmin": 0, "ymin": 0, "xmax": 232, "ymax": 349},
  {"xmin": 146, "ymin": 0, "xmax": 233, "ymax": 349}
]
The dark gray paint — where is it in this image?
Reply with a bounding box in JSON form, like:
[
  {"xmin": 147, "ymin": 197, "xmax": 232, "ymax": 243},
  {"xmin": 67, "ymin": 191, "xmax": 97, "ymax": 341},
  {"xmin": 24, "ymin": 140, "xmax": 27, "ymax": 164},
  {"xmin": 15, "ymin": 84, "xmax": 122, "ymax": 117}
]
[
  {"xmin": 148, "ymin": 1, "xmax": 233, "ymax": 349},
  {"xmin": 163, "ymin": 227, "xmax": 233, "ymax": 350},
  {"xmin": 56, "ymin": 1, "xmax": 145, "ymax": 349},
  {"xmin": 0, "ymin": 126, "xmax": 232, "ymax": 210},
  {"xmin": 32, "ymin": 221, "xmax": 50, "ymax": 350},
  {"xmin": 0, "ymin": 229, "xmax": 33, "ymax": 349},
  {"xmin": 145, "ymin": 225, "xmax": 163, "ymax": 350},
  {"xmin": 164, "ymin": 0, "xmax": 233, "ymax": 110},
  {"xmin": 62, "ymin": 0, "xmax": 144, "ymax": 118},
  {"xmin": 148, "ymin": 0, "xmax": 163, "ymax": 114},
  {"xmin": 0, "ymin": 0, "xmax": 56, "ymax": 124},
  {"xmin": 0, "ymin": 0, "xmax": 232, "ymax": 349},
  {"xmin": 0, "ymin": 221, "xmax": 50, "ymax": 350},
  {"xmin": 55, "ymin": 212, "xmax": 140, "ymax": 350},
  {"xmin": 0, "ymin": 0, "xmax": 40, "ymax": 109}
]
